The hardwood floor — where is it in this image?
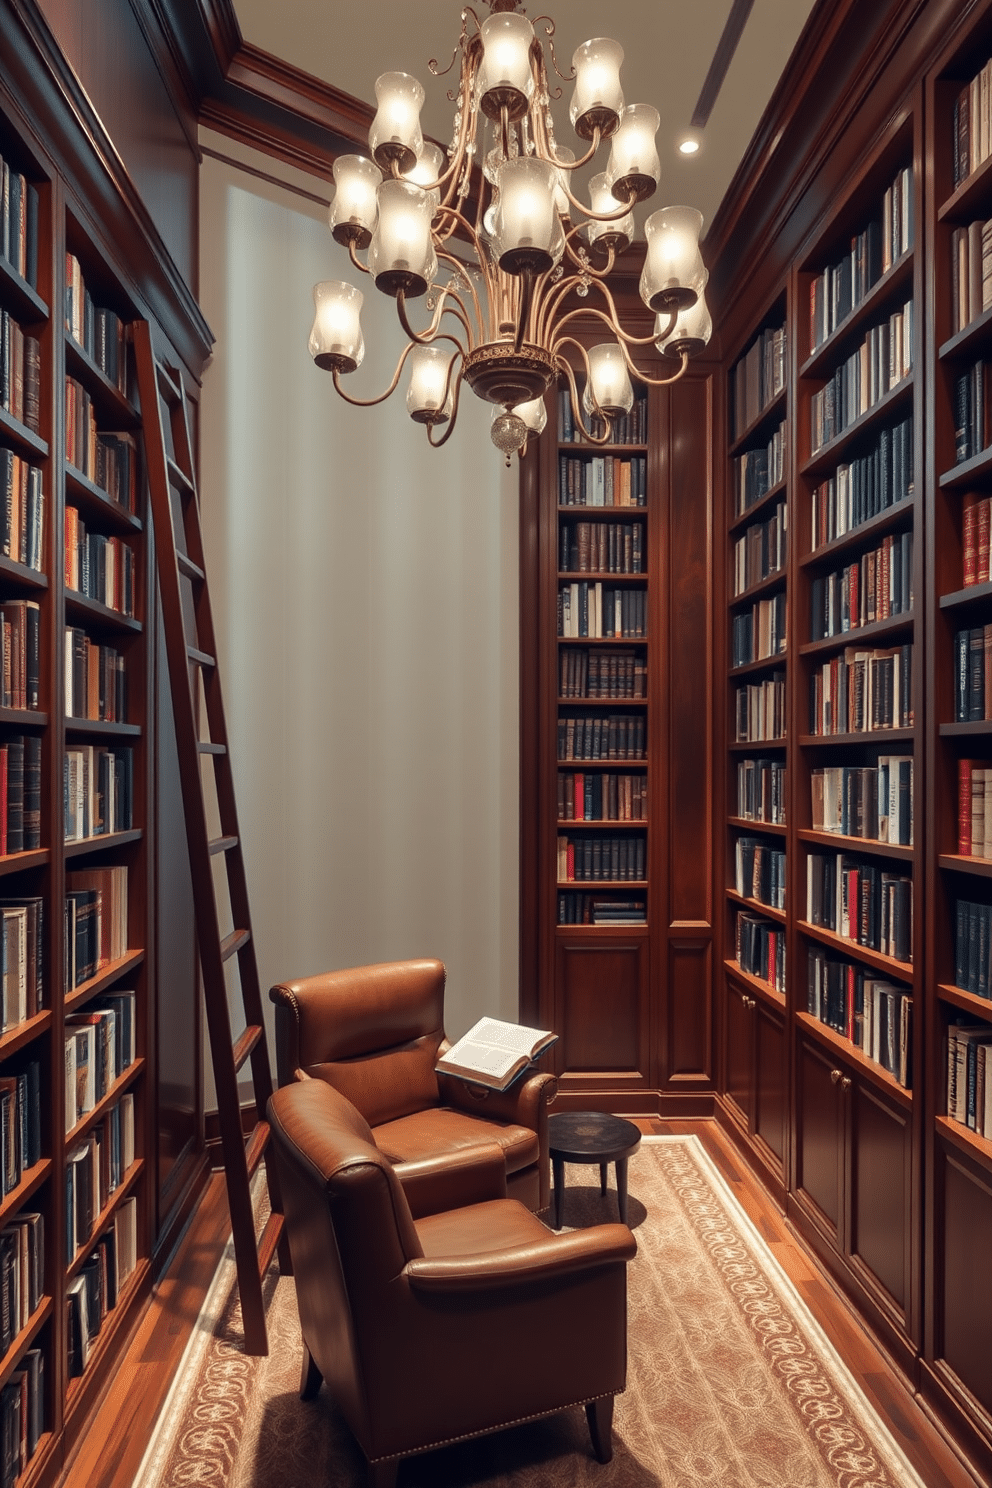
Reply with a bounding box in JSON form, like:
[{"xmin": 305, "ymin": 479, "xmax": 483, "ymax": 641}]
[{"xmin": 58, "ymin": 1124, "xmax": 987, "ymax": 1488}]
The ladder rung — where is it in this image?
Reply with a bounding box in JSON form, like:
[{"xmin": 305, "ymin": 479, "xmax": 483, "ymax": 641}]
[
  {"xmin": 167, "ymin": 456, "xmax": 196, "ymax": 498},
  {"xmin": 232, "ymin": 1023, "xmax": 263, "ymax": 1073},
  {"xmin": 257, "ymin": 1211, "xmax": 284, "ymax": 1279},
  {"xmin": 198, "ymin": 741, "xmax": 227, "ymax": 756},
  {"xmin": 244, "ymin": 1118, "xmax": 270, "ymax": 1177},
  {"xmin": 221, "ymin": 927, "xmax": 250, "ymax": 962},
  {"xmin": 209, "ymin": 833, "xmax": 239, "ymax": 856},
  {"xmin": 156, "ymin": 361, "xmax": 182, "ymax": 401},
  {"xmin": 177, "ymin": 551, "xmax": 205, "ymax": 583},
  {"xmin": 187, "ymin": 645, "xmax": 215, "ymax": 668}
]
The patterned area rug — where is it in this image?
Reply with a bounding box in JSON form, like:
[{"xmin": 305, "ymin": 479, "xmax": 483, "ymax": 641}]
[{"xmin": 134, "ymin": 1137, "xmax": 926, "ymax": 1488}]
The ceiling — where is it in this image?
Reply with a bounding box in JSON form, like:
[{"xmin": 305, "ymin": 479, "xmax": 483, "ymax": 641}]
[{"xmin": 230, "ymin": 0, "xmax": 818, "ymax": 236}]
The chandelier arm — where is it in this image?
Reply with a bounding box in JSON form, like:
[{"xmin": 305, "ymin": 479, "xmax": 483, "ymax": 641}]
[
  {"xmin": 560, "ymin": 236, "xmax": 615, "ymax": 281},
  {"xmin": 532, "ymin": 16, "xmax": 575, "ymax": 82},
  {"xmin": 435, "ymin": 244, "xmax": 486, "ymax": 344},
  {"xmin": 435, "ymin": 207, "xmax": 493, "ymax": 336},
  {"xmin": 621, "ymin": 346, "xmax": 690, "ymax": 389},
  {"xmin": 556, "ymin": 343, "xmax": 614, "ymax": 446},
  {"xmin": 428, "ymin": 6, "xmax": 476, "ymax": 80},
  {"xmin": 347, "ymin": 240, "xmax": 373, "ymax": 277},
  {"xmin": 330, "ymin": 342, "xmax": 417, "ymax": 408},
  {"xmin": 535, "ymin": 271, "xmax": 626, "ymax": 347},
  {"xmin": 396, "ymin": 290, "xmax": 468, "ymax": 359},
  {"xmin": 426, "ymin": 361, "xmax": 464, "ymax": 448}
]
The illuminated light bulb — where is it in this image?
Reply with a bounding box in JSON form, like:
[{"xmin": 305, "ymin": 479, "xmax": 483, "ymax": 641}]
[
  {"xmin": 308, "ymin": 281, "xmax": 365, "ymax": 372},
  {"xmin": 407, "ymin": 343, "xmax": 455, "ymax": 423},
  {"xmin": 328, "ymin": 155, "xmax": 381, "ymax": 248},
  {"xmin": 570, "ymin": 38, "xmax": 624, "ymax": 140},
  {"xmin": 655, "ymin": 292, "xmax": 712, "ymax": 358},
  {"xmin": 494, "ymin": 157, "xmax": 565, "ymax": 276},
  {"xmin": 403, "ymin": 141, "xmax": 446, "ymax": 213},
  {"xmin": 679, "ymin": 135, "xmax": 701, "ymax": 155},
  {"xmin": 368, "ymin": 180, "xmax": 437, "ymax": 298},
  {"xmin": 477, "ymin": 12, "xmax": 535, "ymax": 121},
  {"xmin": 640, "ymin": 205, "xmax": 706, "ymax": 313},
  {"xmin": 586, "ymin": 172, "xmax": 634, "ymax": 253},
  {"xmin": 369, "ymin": 71, "xmax": 424, "ymax": 174},
  {"xmin": 607, "ymin": 104, "xmax": 661, "ymax": 205},
  {"xmin": 582, "ymin": 343, "xmax": 634, "ymax": 418}
]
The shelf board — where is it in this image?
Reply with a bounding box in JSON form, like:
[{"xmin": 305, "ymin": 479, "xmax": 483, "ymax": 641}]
[
  {"xmin": 557, "ymin": 878, "xmax": 647, "ymax": 889},
  {"xmin": 799, "ymin": 377, "xmax": 914, "ymax": 480},
  {"xmin": 65, "ymin": 1158, "xmax": 146, "ymax": 1282},
  {"xmin": 727, "ymin": 478, "xmax": 789, "ymax": 537},
  {"xmin": 938, "ymin": 151, "xmax": 992, "ymax": 223},
  {"xmin": 64, "ymin": 717, "xmax": 141, "ymax": 737},
  {"xmin": 800, "ymin": 249, "xmax": 914, "ymax": 381},
  {"xmin": 798, "ymin": 827, "xmax": 914, "ymax": 860},
  {"xmin": 0, "ymin": 706, "xmax": 46, "ymax": 728},
  {"xmin": 0, "ymin": 1298, "xmax": 54, "ymax": 1401},
  {"xmin": 729, "ymin": 568, "xmax": 787, "ymax": 609},
  {"xmin": 728, "ymin": 387, "xmax": 787, "ymax": 459},
  {"xmin": 65, "ymin": 465, "xmax": 141, "ymax": 532},
  {"xmin": 64, "ymin": 828, "xmax": 142, "ymax": 858},
  {"xmin": 796, "ymin": 918, "xmax": 914, "ymax": 981},
  {"xmin": 800, "ymin": 498, "xmax": 914, "ymax": 570},
  {"xmin": 0, "ymin": 1159, "xmax": 52, "ymax": 1230},
  {"xmin": 938, "ymin": 852, "xmax": 992, "ymax": 879},
  {"xmin": 936, "ymin": 982, "xmax": 992, "ymax": 1020},
  {"xmin": 555, "ymin": 921, "xmax": 649, "ymax": 934},
  {"xmin": 0, "ymin": 1010, "xmax": 52, "ymax": 1061},
  {"xmin": 64, "ymin": 948, "xmax": 145, "ymax": 1014},
  {"xmin": 729, "ymin": 652, "xmax": 788, "ymax": 680},
  {"xmin": 939, "ymin": 720, "xmax": 992, "ymax": 738},
  {"xmin": 64, "ymin": 1257, "xmax": 151, "ymax": 1416},
  {"xmin": 726, "ymin": 886, "xmax": 786, "ymax": 923},
  {"xmin": 0, "ymin": 407, "xmax": 47, "ymax": 460},
  {"xmin": 64, "ymin": 335, "xmax": 139, "ymax": 426},
  {"xmin": 939, "ymin": 578, "xmax": 992, "ymax": 613},
  {"xmin": 557, "ymin": 636, "xmax": 647, "ymax": 647},
  {"xmin": 939, "ymin": 301, "xmax": 992, "ymax": 362},
  {"xmin": 799, "ymin": 611, "xmax": 914, "ymax": 657},
  {"xmin": 0, "ymin": 255, "xmax": 48, "ymax": 324},
  {"xmin": 722, "ymin": 957, "xmax": 786, "ymax": 1010},
  {"xmin": 934, "ymin": 1114, "xmax": 992, "ymax": 1170},
  {"xmin": 727, "ymin": 737, "xmax": 787, "ymax": 752},
  {"xmin": 799, "ymin": 729, "xmax": 915, "ymax": 747},
  {"xmin": 65, "ymin": 1058, "xmax": 145, "ymax": 1147},
  {"xmin": 557, "ymin": 696, "xmax": 647, "ymax": 707},
  {"xmin": 727, "ymin": 814, "xmax": 787, "ymax": 836},
  {"xmin": 794, "ymin": 1009, "xmax": 912, "ymax": 1108},
  {"xmin": 556, "ymin": 817, "xmax": 648, "ymax": 829},
  {"xmin": 938, "ymin": 445, "xmax": 992, "ymax": 491},
  {"xmin": 557, "ymin": 443, "xmax": 648, "ymax": 455},
  {"xmin": 557, "ymin": 756, "xmax": 648, "ymax": 768},
  {"xmin": 556, "ymin": 504, "xmax": 647, "ymax": 516},
  {"xmin": 0, "ymin": 555, "xmax": 46, "ymax": 591},
  {"xmin": 0, "ymin": 848, "xmax": 49, "ymax": 878},
  {"xmin": 65, "ymin": 591, "xmax": 141, "ymax": 633}
]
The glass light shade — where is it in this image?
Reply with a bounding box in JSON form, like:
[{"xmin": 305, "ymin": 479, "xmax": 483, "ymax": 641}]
[
  {"xmin": 406, "ymin": 343, "xmax": 455, "ymax": 424},
  {"xmin": 308, "ymin": 281, "xmax": 364, "ymax": 372},
  {"xmin": 553, "ymin": 148, "xmax": 576, "ymax": 217},
  {"xmin": 640, "ymin": 205, "xmax": 706, "ymax": 312},
  {"xmin": 494, "ymin": 157, "xmax": 565, "ymax": 275},
  {"xmin": 403, "ymin": 141, "xmax": 446, "ymax": 212},
  {"xmin": 655, "ymin": 293, "xmax": 713, "ymax": 359},
  {"xmin": 477, "ymin": 12, "xmax": 535, "ymax": 121},
  {"xmin": 585, "ymin": 172, "xmax": 634, "ymax": 251},
  {"xmin": 369, "ymin": 72, "xmax": 424, "ymax": 174},
  {"xmin": 570, "ymin": 38, "xmax": 624, "ymax": 140},
  {"xmin": 328, "ymin": 155, "xmax": 381, "ymax": 248},
  {"xmin": 514, "ymin": 395, "xmax": 548, "ymax": 437},
  {"xmin": 368, "ymin": 180, "xmax": 437, "ymax": 297},
  {"xmin": 606, "ymin": 104, "xmax": 661, "ymax": 205},
  {"xmin": 582, "ymin": 343, "xmax": 634, "ymax": 418}
]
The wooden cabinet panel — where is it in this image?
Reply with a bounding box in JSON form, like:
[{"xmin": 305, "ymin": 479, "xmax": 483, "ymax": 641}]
[
  {"xmin": 725, "ymin": 979, "xmax": 753, "ymax": 1125},
  {"xmin": 556, "ymin": 938, "xmax": 647, "ymax": 1075},
  {"xmin": 850, "ymin": 1082, "xmax": 911, "ymax": 1313},
  {"xmin": 940, "ymin": 1149, "xmax": 992, "ymax": 1418},
  {"xmin": 667, "ymin": 939, "xmax": 711, "ymax": 1080},
  {"xmin": 754, "ymin": 1002, "xmax": 786, "ymax": 1165},
  {"xmin": 796, "ymin": 1037, "xmax": 844, "ymax": 1238}
]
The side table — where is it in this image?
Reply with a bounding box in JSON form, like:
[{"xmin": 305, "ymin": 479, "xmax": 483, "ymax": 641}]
[{"xmin": 547, "ymin": 1111, "xmax": 641, "ymax": 1229}]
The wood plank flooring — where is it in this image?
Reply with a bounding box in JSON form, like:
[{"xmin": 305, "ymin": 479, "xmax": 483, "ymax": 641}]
[{"xmin": 58, "ymin": 1122, "xmax": 988, "ymax": 1488}]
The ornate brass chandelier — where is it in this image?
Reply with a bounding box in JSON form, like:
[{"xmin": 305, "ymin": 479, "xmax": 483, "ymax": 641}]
[{"xmin": 308, "ymin": 0, "xmax": 713, "ymax": 459}]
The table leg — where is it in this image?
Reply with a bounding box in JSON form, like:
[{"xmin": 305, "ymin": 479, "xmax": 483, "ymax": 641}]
[
  {"xmin": 599, "ymin": 1162, "xmax": 608, "ymax": 1197},
  {"xmin": 616, "ymin": 1158, "xmax": 629, "ymax": 1225},
  {"xmin": 552, "ymin": 1157, "xmax": 565, "ymax": 1229}
]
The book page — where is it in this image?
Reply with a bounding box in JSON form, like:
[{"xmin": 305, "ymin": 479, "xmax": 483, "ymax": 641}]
[
  {"xmin": 446, "ymin": 1041, "xmax": 520, "ymax": 1079},
  {"xmin": 455, "ymin": 1017, "xmax": 549, "ymax": 1057}
]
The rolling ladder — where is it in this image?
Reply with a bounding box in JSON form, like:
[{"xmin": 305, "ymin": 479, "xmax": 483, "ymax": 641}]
[{"xmin": 134, "ymin": 321, "xmax": 286, "ymax": 1355}]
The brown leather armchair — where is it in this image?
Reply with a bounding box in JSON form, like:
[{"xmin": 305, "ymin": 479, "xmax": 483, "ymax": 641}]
[
  {"xmin": 269, "ymin": 958, "xmax": 557, "ymax": 1213},
  {"xmin": 267, "ymin": 1077, "xmax": 637, "ymax": 1488}
]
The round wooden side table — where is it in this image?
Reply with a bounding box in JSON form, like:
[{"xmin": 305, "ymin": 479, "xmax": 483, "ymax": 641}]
[{"xmin": 547, "ymin": 1111, "xmax": 641, "ymax": 1229}]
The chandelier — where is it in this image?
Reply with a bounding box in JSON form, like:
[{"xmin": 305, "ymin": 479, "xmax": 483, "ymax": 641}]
[{"xmin": 307, "ymin": 0, "xmax": 713, "ymax": 460}]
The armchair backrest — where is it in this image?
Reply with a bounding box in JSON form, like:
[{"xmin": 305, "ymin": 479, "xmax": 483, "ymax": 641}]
[{"xmin": 269, "ymin": 958, "xmax": 446, "ymax": 1126}]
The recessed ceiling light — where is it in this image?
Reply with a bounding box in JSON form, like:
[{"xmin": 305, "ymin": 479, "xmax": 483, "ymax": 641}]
[{"xmin": 679, "ymin": 137, "xmax": 701, "ymax": 156}]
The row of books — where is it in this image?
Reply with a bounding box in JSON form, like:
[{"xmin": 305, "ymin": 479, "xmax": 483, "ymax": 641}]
[
  {"xmin": 67, "ymin": 1197, "xmax": 138, "ymax": 1381},
  {"xmin": 558, "ymin": 649, "xmax": 646, "ymax": 700},
  {"xmin": 556, "ymin": 893, "xmax": 646, "ymax": 925},
  {"xmin": 0, "ymin": 313, "xmax": 40, "ymax": 433},
  {"xmin": 558, "ymin": 584, "xmax": 646, "ymax": 640},
  {"xmin": 962, "ymin": 491, "xmax": 992, "ymax": 587},
  {"xmin": 0, "ymin": 1062, "xmax": 40, "ymax": 1194},
  {"xmin": 65, "ymin": 507, "xmax": 135, "ymax": 615},
  {"xmin": 557, "ymin": 714, "xmax": 646, "ymax": 762},
  {"xmin": 0, "ymin": 1349, "xmax": 43, "ymax": 1482},
  {"xmin": 735, "ymin": 910, "xmax": 786, "ymax": 994},
  {"xmin": 0, "ymin": 736, "xmax": 40, "ymax": 854},
  {"xmin": 954, "ymin": 900, "xmax": 992, "ymax": 1000},
  {"xmin": 811, "ymin": 759, "xmax": 913, "ymax": 846},
  {"xmin": 734, "ymin": 672, "xmax": 786, "ymax": 744},
  {"xmin": 0, "ymin": 1211, "xmax": 43, "ymax": 1357},
  {"xmin": 0, "ymin": 600, "xmax": 39, "ymax": 710},
  {"xmin": 957, "ymin": 761, "xmax": 992, "ymax": 858},
  {"xmin": 731, "ymin": 594, "xmax": 787, "ymax": 668},
  {"xmin": 736, "ymin": 757, "xmax": 786, "ymax": 825},
  {"xmin": 63, "ymin": 744, "xmax": 133, "ymax": 842},
  {"xmin": 0, "ymin": 449, "xmax": 44, "ymax": 572},
  {"xmin": 731, "ymin": 421, "xmax": 786, "ymax": 518},
  {"xmin": 0, "ymin": 157, "xmax": 39, "ymax": 290},
  {"xmin": 809, "ymin": 531, "xmax": 913, "ymax": 640},
  {"xmin": 65, "ymin": 378, "xmax": 138, "ymax": 509},
  {"xmin": 64, "ymin": 627, "xmax": 127, "ymax": 722},
  {"xmin": 953, "ymin": 358, "xmax": 992, "ymax": 465},
  {"xmin": 805, "ymin": 851, "xmax": 912, "ymax": 962},
  {"xmin": 557, "ymin": 772, "xmax": 647, "ymax": 823},
  {"xmin": 0, "ymin": 903, "xmax": 42, "ymax": 1028},
  {"xmin": 952, "ymin": 58, "xmax": 992, "ymax": 188},
  {"xmin": 558, "ymin": 389, "xmax": 648, "ymax": 446},
  {"xmin": 557, "ymin": 454, "xmax": 647, "ymax": 507},
  {"xmin": 65, "ymin": 1105, "xmax": 136, "ymax": 1262},
  {"xmin": 64, "ymin": 1012, "xmax": 135, "ymax": 1134},
  {"xmin": 806, "ymin": 947, "xmax": 911, "ymax": 1087},
  {"xmin": 734, "ymin": 835, "xmax": 785, "ymax": 912},
  {"xmin": 559, "ymin": 520, "xmax": 644, "ymax": 575},
  {"xmin": 64, "ymin": 254, "xmax": 129, "ymax": 396},
  {"xmin": 64, "ymin": 865, "xmax": 128, "ymax": 991},
  {"xmin": 809, "ymin": 302, "xmax": 913, "ymax": 453},
  {"xmin": 809, "ymin": 416, "xmax": 914, "ymax": 549},
  {"xmin": 953, "ymin": 626, "xmax": 992, "ymax": 721},
  {"xmin": 946, "ymin": 1021, "xmax": 992, "ymax": 1137},
  {"xmin": 733, "ymin": 499, "xmax": 787, "ymax": 597},
  {"xmin": 808, "ymin": 643, "xmax": 914, "ymax": 736},
  {"xmin": 808, "ymin": 168, "xmax": 913, "ymax": 351},
  {"xmin": 730, "ymin": 323, "xmax": 786, "ymax": 439},
  {"xmin": 949, "ymin": 219, "xmax": 992, "ymax": 334},
  {"xmin": 557, "ymin": 834, "xmax": 646, "ymax": 884}
]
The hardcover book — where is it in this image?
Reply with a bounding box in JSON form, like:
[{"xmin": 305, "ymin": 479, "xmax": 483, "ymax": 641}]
[{"xmin": 435, "ymin": 1017, "xmax": 557, "ymax": 1091}]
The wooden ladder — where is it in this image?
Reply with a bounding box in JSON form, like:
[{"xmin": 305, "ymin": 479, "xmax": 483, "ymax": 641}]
[{"xmin": 133, "ymin": 320, "xmax": 286, "ymax": 1355}]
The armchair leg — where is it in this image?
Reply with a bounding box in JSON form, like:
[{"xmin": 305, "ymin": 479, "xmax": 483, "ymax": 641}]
[
  {"xmin": 367, "ymin": 1459, "xmax": 399, "ymax": 1488},
  {"xmin": 300, "ymin": 1342, "xmax": 323, "ymax": 1400},
  {"xmin": 586, "ymin": 1395, "xmax": 614, "ymax": 1463}
]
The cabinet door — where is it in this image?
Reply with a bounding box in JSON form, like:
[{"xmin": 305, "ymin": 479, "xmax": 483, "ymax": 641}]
[
  {"xmin": 848, "ymin": 1078, "xmax": 913, "ymax": 1321},
  {"xmin": 555, "ymin": 936, "xmax": 651, "ymax": 1091},
  {"xmin": 724, "ymin": 978, "xmax": 754, "ymax": 1128},
  {"xmin": 937, "ymin": 1141, "xmax": 992, "ymax": 1418},
  {"xmin": 753, "ymin": 1000, "xmax": 787, "ymax": 1174},
  {"xmin": 795, "ymin": 1035, "xmax": 845, "ymax": 1243}
]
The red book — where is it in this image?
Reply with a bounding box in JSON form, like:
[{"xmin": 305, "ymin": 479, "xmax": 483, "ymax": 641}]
[
  {"xmin": 566, "ymin": 842, "xmax": 575, "ymax": 881},
  {"xmin": 846, "ymin": 964, "xmax": 855, "ymax": 1041},
  {"xmin": 979, "ymin": 496, "xmax": 992, "ymax": 584},
  {"xmin": 960, "ymin": 758, "xmax": 974, "ymax": 855},
  {"xmin": 964, "ymin": 493, "xmax": 979, "ymax": 586},
  {"xmin": 574, "ymin": 774, "xmax": 584, "ymax": 821},
  {"xmin": 767, "ymin": 929, "xmax": 776, "ymax": 987}
]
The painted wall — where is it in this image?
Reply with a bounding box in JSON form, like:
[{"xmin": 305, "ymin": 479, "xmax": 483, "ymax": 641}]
[{"xmin": 197, "ymin": 144, "xmax": 520, "ymax": 1046}]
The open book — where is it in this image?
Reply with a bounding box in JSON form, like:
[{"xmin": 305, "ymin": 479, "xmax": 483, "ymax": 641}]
[{"xmin": 436, "ymin": 1017, "xmax": 557, "ymax": 1092}]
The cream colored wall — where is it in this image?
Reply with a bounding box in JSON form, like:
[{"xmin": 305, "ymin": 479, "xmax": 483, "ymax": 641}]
[{"xmin": 197, "ymin": 144, "xmax": 520, "ymax": 1048}]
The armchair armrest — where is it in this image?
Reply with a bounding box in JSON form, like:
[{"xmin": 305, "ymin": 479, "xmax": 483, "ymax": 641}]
[
  {"xmin": 438, "ymin": 1068, "xmax": 558, "ymax": 1129},
  {"xmin": 395, "ymin": 1142, "xmax": 507, "ymax": 1219},
  {"xmin": 404, "ymin": 1223, "xmax": 636, "ymax": 1293}
]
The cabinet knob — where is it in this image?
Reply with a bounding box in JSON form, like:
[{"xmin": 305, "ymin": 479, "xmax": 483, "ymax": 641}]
[
  {"xmin": 840, "ymin": 1076, "xmax": 851, "ymax": 1092},
  {"xmin": 830, "ymin": 1068, "xmax": 842, "ymax": 1084},
  {"xmin": 742, "ymin": 994, "xmax": 755, "ymax": 1009}
]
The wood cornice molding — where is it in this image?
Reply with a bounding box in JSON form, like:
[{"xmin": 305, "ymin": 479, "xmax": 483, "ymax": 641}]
[{"xmin": 226, "ymin": 42, "xmax": 373, "ymax": 144}]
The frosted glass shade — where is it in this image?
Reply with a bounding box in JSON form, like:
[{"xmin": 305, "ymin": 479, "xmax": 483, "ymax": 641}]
[
  {"xmin": 655, "ymin": 292, "xmax": 713, "ymax": 359},
  {"xmin": 328, "ymin": 155, "xmax": 381, "ymax": 248},
  {"xmin": 640, "ymin": 206, "xmax": 706, "ymax": 312},
  {"xmin": 494, "ymin": 157, "xmax": 565, "ymax": 275},
  {"xmin": 514, "ymin": 395, "xmax": 548, "ymax": 437},
  {"xmin": 308, "ymin": 281, "xmax": 364, "ymax": 372},
  {"xmin": 585, "ymin": 172, "xmax": 634, "ymax": 252},
  {"xmin": 570, "ymin": 39, "xmax": 624, "ymax": 140},
  {"xmin": 582, "ymin": 343, "xmax": 634, "ymax": 418},
  {"xmin": 406, "ymin": 343, "xmax": 455, "ymax": 423},
  {"xmin": 606, "ymin": 104, "xmax": 661, "ymax": 205},
  {"xmin": 368, "ymin": 180, "xmax": 437, "ymax": 297},
  {"xmin": 478, "ymin": 12, "xmax": 535, "ymax": 121},
  {"xmin": 404, "ymin": 141, "xmax": 446, "ymax": 212},
  {"xmin": 369, "ymin": 72, "xmax": 424, "ymax": 174}
]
